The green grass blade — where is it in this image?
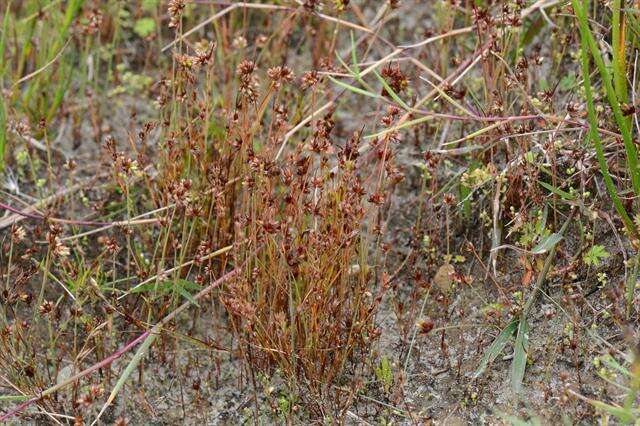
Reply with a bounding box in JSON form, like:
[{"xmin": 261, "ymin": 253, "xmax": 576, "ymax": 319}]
[
  {"xmin": 365, "ymin": 115, "xmax": 432, "ymax": 139},
  {"xmin": 473, "ymin": 319, "xmax": 518, "ymax": 378},
  {"xmin": 421, "ymin": 77, "xmax": 474, "ymax": 116},
  {"xmin": 176, "ymin": 284, "xmax": 200, "ymax": 307},
  {"xmin": 92, "ymin": 330, "xmax": 159, "ymax": 425},
  {"xmin": 0, "ymin": 395, "xmax": 28, "ymax": 402},
  {"xmin": 0, "ymin": 98, "xmax": 5, "ymax": 171},
  {"xmin": 538, "ymin": 181, "xmax": 576, "ymax": 201},
  {"xmin": 511, "ymin": 318, "xmax": 529, "ymax": 394},
  {"xmin": 59, "ymin": 0, "xmax": 85, "ymax": 44},
  {"xmin": 573, "ymin": 0, "xmax": 640, "ymax": 196},
  {"xmin": 327, "ymin": 75, "xmax": 380, "ymax": 99},
  {"xmin": 588, "ymin": 399, "xmax": 636, "ymax": 423},
  {"xmin": 627, "ymin": 13, "xmax": 640, "ymax": 49},
  {"xmin": 350, "ymin": 30, "xmax": 360, "ymax": 76},
  {"xmin": 373, "ymin": 70, "xmax": 411, "ymax": 111},
  {"xmin": 440, "ymin": 120, "xmax": 506, "ymax": 146},
  {"xmin": 573, "ymin": 0, "xmax": 638, "ymax": 238},
  {"xmin": 0, "ymin": 0, "xmax": 10, "ymax": 170},
  {"xmin": 130, "ymin": 281, "xmax": 169, "ymax": 294},
  {"xmin": 47, "ymin": 61, "xmax": 73, "ymax": 121},
  {"xmin": 0, "ymin": 0, "xmax": 10, "ymax": 76},
  {"xmin": 334, "ymin": 53, "xmax": 376, "ymax": 93},
  {"xmin": 611, "ymin": 0, "xmax": 627, "ymax": 104}
]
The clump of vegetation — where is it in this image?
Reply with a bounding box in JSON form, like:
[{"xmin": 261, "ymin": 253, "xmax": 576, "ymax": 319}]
[{"xmin": 1, "ymin": 0, "xmax": 639, "ymax": 424}]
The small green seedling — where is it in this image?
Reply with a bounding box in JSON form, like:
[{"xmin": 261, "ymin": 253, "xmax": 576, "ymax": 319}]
[{"xmin": 583, "ymin": 245, "xmax": 610, "ymax": 267}]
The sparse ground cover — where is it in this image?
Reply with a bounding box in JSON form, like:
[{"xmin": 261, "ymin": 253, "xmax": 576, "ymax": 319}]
[{"xmin": 0, "ymin": 0, "xmax": 639, "ymax": 424}]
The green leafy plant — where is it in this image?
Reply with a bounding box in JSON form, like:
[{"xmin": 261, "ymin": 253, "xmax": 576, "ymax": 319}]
[
  {"xmin": 375, "ymin": 356, "xmax": 394, "ymax": 393},
  {"xmin": 583, "ymin": 245, "xmax": 611, "ymax": 267},
  {"xmin": 133, "ymin": 17, "xmax": 156, "ymax": 38}
]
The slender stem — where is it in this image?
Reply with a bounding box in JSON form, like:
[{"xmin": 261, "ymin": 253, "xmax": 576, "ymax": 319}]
[
  {"xmin": 522, "ymin": 210, "xmax": 575, "ymax": 319},
  {"xmin": 0, "ymin": 263, "xmax": 244, "ymax": 422}
]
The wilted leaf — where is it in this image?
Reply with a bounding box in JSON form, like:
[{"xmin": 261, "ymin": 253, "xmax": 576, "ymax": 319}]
[{"xmin": 434, "ymin": 263, "xmax": 455, "ymax": 293}]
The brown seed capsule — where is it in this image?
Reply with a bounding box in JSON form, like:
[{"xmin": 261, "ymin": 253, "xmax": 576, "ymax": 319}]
[
  {"xmin": 416, "ymin": 318, "xmax": 435, "ymax": 334},
  {"xmin": 39, "ymin": 300, "xmax": 54, "ymax": 316}
]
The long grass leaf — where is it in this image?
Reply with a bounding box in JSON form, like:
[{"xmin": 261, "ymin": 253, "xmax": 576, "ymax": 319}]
[
  {"xmin": 511, "ymin": 318, "xmax": 529, "ymax": 394},
  {"xmin": 327, "ymin": 75, "xmax": 380, "ymax": 99},
  {"xmin": 473, "ymin": 319, "xmax": 518, "ymax": 378},
  {"xmin": 365, "ymin": 115, "xmax": 432, "ymax": 139},
  {"xmin": 334, "ymin": 53, "xmax": 376, "ymax": 93},
  {"xmin": 0, "ymin": 98, "xmax": 5, "ymax": 171},
  {"xmin": 538, "ymin": 181, "xmax": 576, "ymax": 201},
  {"xmin": 438, "ymin": 120, "xmax": 507, "ymax": 146},
  {"xmin": 572, "ymin": 0, "xmax": 638, "ymax": 237},
  {"xmin": 0, "ymin": 0, "xmax": 10, "ymax": 170},
  {"xmin": 0, "ymin": 395, "xmax": 28, "ymax": 402},
  {"xmin": 92, "ymin": 331, "xmax": 159, "ymax": 425},
  {"xmin": 176, "ymin": 285, "xmax": 200, "ymax": 307},
  {"xmin": 350, "ymin": 31, "xmax": 360, "ymax": 76},
  {"xmin": 573, "ymin": 0, "xmax": 640, "ymax": 195},
  {"xmin": 373, "ymin": 70, "xmax": 411, "ymax": 111},
  {"xmin": 589, "ymin": 399, "xmax": 636, "ymax": 423},
  {"xmin": 421, "ymin": 77, "xmax": 474, "ymax": 116},
  {"xmin": 0, "ymin": 0, "xmax": 10, "ymax": 76}
]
